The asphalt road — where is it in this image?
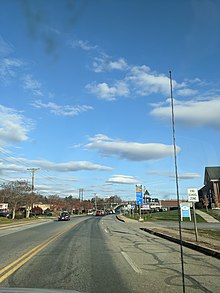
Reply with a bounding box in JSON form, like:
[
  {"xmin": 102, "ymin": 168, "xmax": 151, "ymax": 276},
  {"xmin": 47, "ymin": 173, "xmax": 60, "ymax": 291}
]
[{"xmin": 0, "ymin": 215, "xmax": 220, "ymax": 293}]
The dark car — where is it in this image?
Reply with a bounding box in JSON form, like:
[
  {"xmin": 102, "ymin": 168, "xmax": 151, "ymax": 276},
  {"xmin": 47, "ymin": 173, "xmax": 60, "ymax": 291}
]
[
  {"xmin": 43, "ymin": 209, "xmax": 53, "ymax": 216},
  {"xmin": 58, "ymin": 211, "xmax": 70, "ymax": 221},
  {"xmin": 0, "ymin": 209, "xmax": 10, "ymax": 218}
]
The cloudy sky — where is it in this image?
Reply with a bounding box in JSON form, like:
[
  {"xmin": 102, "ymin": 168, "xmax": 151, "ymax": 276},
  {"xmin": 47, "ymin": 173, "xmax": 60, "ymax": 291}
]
[{"xmin": 0, "ymin": 0, "xmax": 219, "ymax": 200}]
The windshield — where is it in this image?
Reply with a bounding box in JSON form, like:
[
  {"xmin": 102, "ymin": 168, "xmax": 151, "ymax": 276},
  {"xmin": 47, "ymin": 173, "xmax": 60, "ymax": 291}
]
[{"xmin": 0, "ymin": 1, "xmax": 220, "ymax": 293}]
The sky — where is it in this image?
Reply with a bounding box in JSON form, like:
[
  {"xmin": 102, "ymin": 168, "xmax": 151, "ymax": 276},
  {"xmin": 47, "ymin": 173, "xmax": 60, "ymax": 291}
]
[{"xmin": 0, "ymin": 0, "xmax": 219, "ymax": 201}]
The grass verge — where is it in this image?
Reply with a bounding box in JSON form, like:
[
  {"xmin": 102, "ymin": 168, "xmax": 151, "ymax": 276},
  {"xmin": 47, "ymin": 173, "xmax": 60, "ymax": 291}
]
[{"xmin": 125, "ymin": 210, "xmax": 206, "ymax": 222}]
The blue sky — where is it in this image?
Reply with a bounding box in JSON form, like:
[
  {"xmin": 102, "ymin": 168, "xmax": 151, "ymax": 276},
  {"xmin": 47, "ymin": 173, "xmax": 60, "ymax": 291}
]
[{"xmin": 0, "ymin": 0, "xmax": 219, "ymax": 201}]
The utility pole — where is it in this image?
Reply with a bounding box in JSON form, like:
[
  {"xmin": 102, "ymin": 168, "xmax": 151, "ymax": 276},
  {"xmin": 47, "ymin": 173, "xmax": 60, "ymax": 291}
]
[
  {"xmin": 79, "ymin": 188, "xmax": 84, "ymax": 202},
  {"xmin": 94, "ymin": 193, "xmax": 97, "ymax": 211},
  {"xmin": 27, "ymin": 168, "xmax": 40, "ymax": 192}
]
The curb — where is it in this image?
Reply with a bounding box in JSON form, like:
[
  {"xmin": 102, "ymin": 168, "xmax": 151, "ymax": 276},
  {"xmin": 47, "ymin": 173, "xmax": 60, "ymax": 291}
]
[
  {"xmin": 140, "ymin": 227, "xmax": 220, "ymax": 260},
  {"xmin": 115, "ymin": 215, "xmax": 220, "ymax": 259}
]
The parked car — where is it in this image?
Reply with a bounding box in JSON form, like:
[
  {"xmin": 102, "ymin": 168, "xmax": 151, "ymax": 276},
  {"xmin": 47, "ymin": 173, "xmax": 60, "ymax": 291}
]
[
  {"xmin": 95, "ymin": 210, "xmax": 102, "ymax": 216},
  {"xmin": 0, "ymin": 209, "xmax": 10, "ymax": 218},
  {"xmin": 87, "ymin": 209, "xmax": 94, "ymax": 215},
  {"xmin": 43, "ymin": 209, "xmax": 53, "ymax": 216},
  {"xmin": 58, "ymin": 211, "xmax": 70, "ymax": 221}
]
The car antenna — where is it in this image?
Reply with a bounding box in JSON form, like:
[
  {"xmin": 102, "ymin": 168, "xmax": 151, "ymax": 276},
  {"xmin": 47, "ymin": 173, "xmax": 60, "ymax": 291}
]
[{"xmin": 169, "ymin": 70, "xmax": 186, "ymax": 293}]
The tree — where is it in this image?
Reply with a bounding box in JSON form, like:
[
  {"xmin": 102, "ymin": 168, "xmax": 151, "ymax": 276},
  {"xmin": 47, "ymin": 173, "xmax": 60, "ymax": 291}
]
[
  {"xmin": 1, "ymin": 180, "xmax": 31, "ymax": 219},
  {"xmin": 48, "ymin": 194, "xmax": 65, "ymax": 211},
  {"xmin": 23, "ymin": 191, "xmax": 39, "ymax": 218},
  {"xmin": 203, "ymin": 195, "xmax": 209, "ymax": 212},
  {"xmin": 105, "ymin": 195, "xmax": 122, "ymax": 208}
]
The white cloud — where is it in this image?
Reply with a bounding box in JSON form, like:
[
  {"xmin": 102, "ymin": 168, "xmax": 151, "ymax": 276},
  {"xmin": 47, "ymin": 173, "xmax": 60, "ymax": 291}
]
[
  {"xmin": 87, "ymin": 63, "xmax": 190, "ymax": 100},
  {"xmin": 0, "ymin": 105, "xmax": 32, "ymax": 147},
  {"xmin": 32, "ymin": 100, "xmax": 94, "ymax": 116},
  {"xmin": 38, "ymin": 175, "xmax": 78, "ymax": 182},
  {"xmin": 70, "ymin": 39, "xmax": 97, "ymax": 51},
  {"xmin": 0, "ymin": 58, "xmax": 23, "ymax": 80},
  {"xmin": 0, "ymin": 163, "xmax": 27, "ymax": 173},
  {"xmin": 23, "ymin": 74, "xmax": 43, "ymax": 96},
  {"xmin": 86, "ymin": 134, "xmax": 180, "ymax": 161},
  {"xmin": 176, "ymin": 88, "xmax": 198, "ymax": 96},
  {"xmin": 86, "ymin": 81, "xmax": 129, "ymax": 101},
  {"xmin": 178, "ymin": 173, "xmax": 201, "ymax": 179},
  {"xmin": 92, "ymin": 54, "xmax": 128, "ymax": 72},
  {"xmin": 0, "ymin": 157, "xmax": 112, "ymax": 173},
  {"xmin": 147, "ymin": 171, "xmax": 201, "ymax": 180},
  {"xmin": 126, "ymin": 65, "xmax": 175, "ymax": 96},
  {"xmin": 0, "ymin": 36, "xmax": 13, "ymax": 56},
  {"xmin": 35, "ymin": 183, "xmax": 78, "ymax": 196},
  {"xmin": 106, "ymin": 174, "xmax": 139, "ymax": 184},
  {"xmin": 151, "ymin": 97, "xmax": 220, "ymax": 130}
]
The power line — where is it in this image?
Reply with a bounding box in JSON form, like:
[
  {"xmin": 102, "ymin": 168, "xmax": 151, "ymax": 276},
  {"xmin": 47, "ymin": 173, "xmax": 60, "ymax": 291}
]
[{"xmin": 0, "ymin": 148, "xmax": 77, "ymax": 195}]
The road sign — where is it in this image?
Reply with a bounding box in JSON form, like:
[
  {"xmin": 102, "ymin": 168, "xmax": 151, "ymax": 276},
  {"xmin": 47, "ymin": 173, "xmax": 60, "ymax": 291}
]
[
  {"xmin": 136, "ymin": 194, "xmax": 143, "ymax": 205},
  {"xmin": 187, "ymin": 188, "xmax": 199, "ymax": 202},
  {"xmin": 136, "ymin": 184, "xmax": 142, "ymax": 193},
  {"xmin": 136, "ymin": 184, "xmax": 143, "ymax": 205},
  {"xmin": 180, "ymin": 202, "xmax": 191, "ymax": 221}
]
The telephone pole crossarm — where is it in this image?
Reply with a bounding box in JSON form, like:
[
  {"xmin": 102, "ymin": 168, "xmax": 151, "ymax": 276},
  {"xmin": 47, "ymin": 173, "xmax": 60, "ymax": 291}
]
[{"xmin": 27, "ymin": 168, "xmax": 40, "ymax": 192}]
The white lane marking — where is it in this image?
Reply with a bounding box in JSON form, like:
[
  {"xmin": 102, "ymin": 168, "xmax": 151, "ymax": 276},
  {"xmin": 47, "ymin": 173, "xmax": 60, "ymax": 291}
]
[{"xmin": 121, "ymin": 251, "xmax": 142, "ymax": 274}]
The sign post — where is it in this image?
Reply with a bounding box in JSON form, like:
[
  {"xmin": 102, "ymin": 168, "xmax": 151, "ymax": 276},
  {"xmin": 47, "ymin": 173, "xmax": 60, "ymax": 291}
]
[
  {"xmin": 136, "ymin": 184, "xmax": 143, "ymax": 222},
  {"xmin": 188, "ymin": 188, "xmax": 199, "ymax": 242}
]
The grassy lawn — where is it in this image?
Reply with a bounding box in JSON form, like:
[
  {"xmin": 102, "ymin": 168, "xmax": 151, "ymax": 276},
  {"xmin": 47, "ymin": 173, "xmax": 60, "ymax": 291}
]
[
  {"xmin": 0, "ymin": 216, "xmax": 45, "ymax": 225},
  {"xmin": 181, "ymin": 227, "xmax": 220, "ymax": 241},
  {"xmin": 202, "ymin": 209, "xmax": 220, "ymax": 221},
  {"xmin": 126, "ymin": 209, "xmax": 206, "ymax": 222}
]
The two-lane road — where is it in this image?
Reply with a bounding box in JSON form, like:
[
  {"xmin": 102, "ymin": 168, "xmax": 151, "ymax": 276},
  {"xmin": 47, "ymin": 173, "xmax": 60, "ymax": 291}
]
[{"xmin": 0, "ymin": 215, "xmax": 220, "ymax": 293}]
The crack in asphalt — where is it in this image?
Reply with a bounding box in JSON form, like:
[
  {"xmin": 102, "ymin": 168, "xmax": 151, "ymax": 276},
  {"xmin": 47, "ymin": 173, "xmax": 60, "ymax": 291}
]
[{"xmin": 111, "ymin": 229, "xmax": 218, "ymax": 293}]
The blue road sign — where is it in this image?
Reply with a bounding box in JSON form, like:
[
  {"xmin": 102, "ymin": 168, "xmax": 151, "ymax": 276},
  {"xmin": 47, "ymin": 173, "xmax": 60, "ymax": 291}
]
[{"xmin": 136, "ymin": 184, "xmax": 143, "ymax": 205}]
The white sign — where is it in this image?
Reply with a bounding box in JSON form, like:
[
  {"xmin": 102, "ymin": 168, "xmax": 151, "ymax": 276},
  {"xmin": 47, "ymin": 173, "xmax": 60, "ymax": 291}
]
[
  {"xmin": 0, "ymin": 203, "xmax": 8, "ymax": 209},
  {"xmin": 187, "ymin": 188, "xmax": 199, "ymax": 202},
  {"xmin": 141, "ymin": 204, "xmax": 150, "ymax": 210}
]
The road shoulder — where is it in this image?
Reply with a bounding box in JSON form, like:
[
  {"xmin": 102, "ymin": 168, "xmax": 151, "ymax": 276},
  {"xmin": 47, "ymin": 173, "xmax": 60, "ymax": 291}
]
[{"xmin": 116, "ymin": 214, "xmax": 220, "ymax": 259}]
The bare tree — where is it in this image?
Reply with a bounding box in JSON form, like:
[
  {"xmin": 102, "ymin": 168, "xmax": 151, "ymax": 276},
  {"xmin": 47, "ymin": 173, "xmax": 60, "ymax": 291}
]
[
  {"xmin": 203, "ymin": 195, "xmax": 209, "ymax": 212},
  {"xmin": 1, "ymin": 180, "xmax": 31, "ymax": 219},
  {"xmin": 23, "ymin": 191, "xmax": 38, "ymax": 218}
]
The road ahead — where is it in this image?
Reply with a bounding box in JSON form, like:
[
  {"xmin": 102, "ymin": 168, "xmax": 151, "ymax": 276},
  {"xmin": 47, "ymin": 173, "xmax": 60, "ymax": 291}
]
[{"xmin": 0, "ymin": 215, "xmax": 219, "ymax": 293}]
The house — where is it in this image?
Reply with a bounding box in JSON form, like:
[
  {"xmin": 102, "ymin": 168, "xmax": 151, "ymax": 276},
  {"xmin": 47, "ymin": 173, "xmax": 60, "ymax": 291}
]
[
  {"xmin": 33, "ymin": 203, "xmax": 51, "ymax": 211},
  {"xmin": 160, "ymin": 200, "xmax": 185, "ymax": 210},
  {"xmin": 198, "ymin": 166, "xmax": 220, "ymax": 208}
]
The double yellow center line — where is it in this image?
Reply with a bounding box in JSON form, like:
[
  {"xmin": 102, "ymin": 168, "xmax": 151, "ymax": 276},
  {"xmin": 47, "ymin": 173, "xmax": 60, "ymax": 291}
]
[{"xmin": 0, "ymin": 222, "xmax": 79, "ymax": 283}]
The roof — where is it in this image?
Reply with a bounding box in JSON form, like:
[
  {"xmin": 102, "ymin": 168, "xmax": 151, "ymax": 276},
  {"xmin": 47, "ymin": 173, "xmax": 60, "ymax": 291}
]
[
  {"xmin": 204, "ymin": 166, "xmax": 220, "ymax": 185},
  {"xmin": 144, "ymin": 189, "xmax": 150, "ymax": 196},
  {"xmin": 160, "ymin": 200, "xmax": 186, "ymax": 207}
]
